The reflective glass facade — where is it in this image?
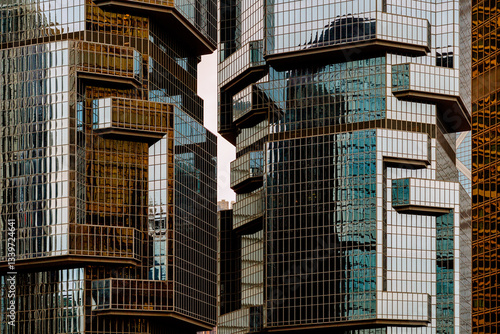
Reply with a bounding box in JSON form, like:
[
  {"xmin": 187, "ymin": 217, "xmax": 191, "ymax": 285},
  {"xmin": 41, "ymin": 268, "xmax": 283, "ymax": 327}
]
[
  {"xmin": 472, "ymin": 1, "xmax": 500, "ymax": 334},
  {"xmin": 218, "ymin": 0, "xmax": 471, "ymax": 333},
  {"xmin": 0, "ymin": 1, "xmax": 217, "ymax": 333}
]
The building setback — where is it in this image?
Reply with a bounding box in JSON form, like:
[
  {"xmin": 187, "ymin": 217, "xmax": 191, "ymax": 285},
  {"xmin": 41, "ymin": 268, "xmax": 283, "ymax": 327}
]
[
  {"xmin": 472, "ymin": 1, "xmax": 500, "ymax": 334},
  {"xmin": 218, "ymin": 1, "xmax": 472, "ymax": 333},
  {"xmin": 0, "ymin": 1, "xmax": 217, "ymax": 333}
]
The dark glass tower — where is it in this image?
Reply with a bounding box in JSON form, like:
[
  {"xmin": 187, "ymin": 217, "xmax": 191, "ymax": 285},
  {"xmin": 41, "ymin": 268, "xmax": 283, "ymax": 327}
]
[
  {"xmin": 218, "ymin": 1, "xmax": 472, "ymax": 333},
  {"xmin": 0, "ymin": 1, "xmax": 217, "ymax": 333},
  {"xmin": 472, "ymin": 1, "xmax": 500, "ymax": 333}
]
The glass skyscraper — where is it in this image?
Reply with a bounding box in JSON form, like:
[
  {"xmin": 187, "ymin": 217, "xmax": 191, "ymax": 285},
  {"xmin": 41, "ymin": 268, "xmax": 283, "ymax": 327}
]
[
  {"xmin": 218, "ymin": 1, "xmax": 472, "ymax": 333},
  {"xmin": 0, "ymin": 1, "xmax": 217, "ymax": 333},
  {"xmin": 471, "ymin": 1, "xmax": 500, "ymax": 333}
]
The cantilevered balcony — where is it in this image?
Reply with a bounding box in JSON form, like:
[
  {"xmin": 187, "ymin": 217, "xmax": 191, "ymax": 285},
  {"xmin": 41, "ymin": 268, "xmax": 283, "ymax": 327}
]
[
  {"xmin": 261, "ymin": 292, "xmax": 430, "ymax": 331},
  {"xmin": 265, "ymin": 12, "xmax": 430, "ymax": 69},
  {"xmin": 219, "ymin": 40, "xmax": 267, "ymax": 93},
  {"xmin": 91, "ymin": 278, "xmax": 212, "ymax": 329},
  {"xmin": 380, "ymin": 129, "xmax": 431, "ymax": 168},
  {"xmin": 72, "ymin": 41, "xmax": 142, "ymax": 89},
  {"xmin": 92, "ymin": 278, "xmax": 173, "ymax": 313},
  {"xmin": 218, "ymin": 306, "xmax": 263, "ymax": 334},
  {"xmin": 92, "ymin": 97, "xmax": 173, "ymax": 144},
  {"xmin": 233, "ymin": 86, "xmax": 266, "ymax": 129},
  {"xmin": 219, "ymin": 41, "xmax": 267, "ymax": 145},
  {"xmin": 69, "ymin": 224, "xmax": 142, "ymax": 261},
  {"xmin": 376, "ymin": 292, "xmax": 431, "ymax": 324},
  {"xmin": 392, "ymin": 63, "xmax": 471, "ymax": 132},
  {"xmin": 232, "ymin": 84, "xmax": 282, "ymax": 129},
  {"xmin": 391, "ymin": 178, "xmax": 458, "ymax": 215},
  {"xmin": 0, "ymin": 225, "xmax": 142, "ymax": 272},
  {"xmin": 93, "ymin": 0, "xmax": 216, "ymax": 55},
  {"xmin": 233, "ymin": 190, "xmax": 264, "ymax": 232},
  {"xmin": 231, "ymin": 151, "xmax": 264, "ymax": 194}
]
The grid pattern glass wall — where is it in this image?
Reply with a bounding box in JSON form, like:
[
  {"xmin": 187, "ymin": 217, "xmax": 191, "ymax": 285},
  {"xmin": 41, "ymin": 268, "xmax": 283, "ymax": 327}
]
[
  {"xmin": 218, "ymin": 0, "xmax": 472, "ymax": 333},
  {"xmin": 472, "ymin": 1, "xmax": 500, "ymax": 334},
  {"xmin": 0, "ymin": 1, "xmax": 216, "ymax": 333}
]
